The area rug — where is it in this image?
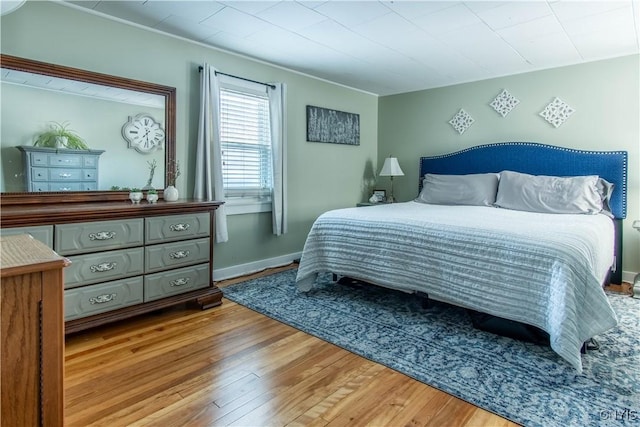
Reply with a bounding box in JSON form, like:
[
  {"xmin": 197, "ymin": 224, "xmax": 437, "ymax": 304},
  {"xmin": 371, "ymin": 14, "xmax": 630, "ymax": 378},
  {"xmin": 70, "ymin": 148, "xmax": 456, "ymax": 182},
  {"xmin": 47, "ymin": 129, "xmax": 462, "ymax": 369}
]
[{"xmin": 223, "ymin": 269, "xmax": 639, "ymax": 427}]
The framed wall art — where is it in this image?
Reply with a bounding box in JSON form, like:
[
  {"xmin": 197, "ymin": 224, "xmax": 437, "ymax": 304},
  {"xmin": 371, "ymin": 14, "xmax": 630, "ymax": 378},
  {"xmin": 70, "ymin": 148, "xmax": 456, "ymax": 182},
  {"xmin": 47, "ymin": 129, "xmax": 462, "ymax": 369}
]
[{"xmin": 306, "ymin": 105, "xmax": 360, "ymax": 145}]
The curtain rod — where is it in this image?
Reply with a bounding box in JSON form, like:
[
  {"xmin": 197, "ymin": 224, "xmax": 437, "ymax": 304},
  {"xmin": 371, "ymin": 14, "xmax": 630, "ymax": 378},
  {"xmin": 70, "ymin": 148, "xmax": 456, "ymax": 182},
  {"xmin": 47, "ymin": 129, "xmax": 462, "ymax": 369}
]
[{"xmin": 198, "ymin": 66, "xmax": 276, "ymax": 89}]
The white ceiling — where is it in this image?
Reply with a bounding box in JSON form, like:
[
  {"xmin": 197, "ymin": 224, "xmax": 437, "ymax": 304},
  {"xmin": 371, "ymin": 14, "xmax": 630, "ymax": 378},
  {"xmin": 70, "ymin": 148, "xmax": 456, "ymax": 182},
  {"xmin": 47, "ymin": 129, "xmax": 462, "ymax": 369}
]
[{"xmin": 65, "ymin": 0, "xmax": 640, "ymax": 96}]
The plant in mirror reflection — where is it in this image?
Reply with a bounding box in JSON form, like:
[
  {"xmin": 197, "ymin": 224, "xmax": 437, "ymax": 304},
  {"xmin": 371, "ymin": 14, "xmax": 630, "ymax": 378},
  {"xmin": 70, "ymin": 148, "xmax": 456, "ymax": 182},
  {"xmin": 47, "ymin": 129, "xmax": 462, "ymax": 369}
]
[
  {"xmin": 145, "ymin": 159, "xmax": 157, "ymax": 188},
  {"xmin": 33, "ymin": 121, "xmax": 89, "ymax": 150},
  {"xmin": 167, "ymin": 160, "xmax": 181, "ymax": 187}
]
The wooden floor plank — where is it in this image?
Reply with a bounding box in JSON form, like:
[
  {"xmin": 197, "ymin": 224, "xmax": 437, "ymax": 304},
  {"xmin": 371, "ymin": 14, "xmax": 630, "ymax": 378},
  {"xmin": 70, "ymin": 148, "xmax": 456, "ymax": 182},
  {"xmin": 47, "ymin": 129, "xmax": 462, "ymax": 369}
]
[{"xmin": 64, "ymin": 266, "xmax": 519, "ymax": 426}]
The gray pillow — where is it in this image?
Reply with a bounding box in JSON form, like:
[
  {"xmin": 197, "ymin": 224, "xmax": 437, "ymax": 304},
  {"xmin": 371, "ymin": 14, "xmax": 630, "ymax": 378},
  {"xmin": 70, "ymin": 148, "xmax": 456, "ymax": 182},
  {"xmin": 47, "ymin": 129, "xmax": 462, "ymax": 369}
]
[
  {"xmin": 596, "ymin": 178, "xmax": 615, "ymax": 217},
  {"xmin": 416, "ymin": 173, "xmax": 499, "ymax": 206},
  {"xmin": 494, "ymin": 170, "xmax": 604, "ymax": 214}
]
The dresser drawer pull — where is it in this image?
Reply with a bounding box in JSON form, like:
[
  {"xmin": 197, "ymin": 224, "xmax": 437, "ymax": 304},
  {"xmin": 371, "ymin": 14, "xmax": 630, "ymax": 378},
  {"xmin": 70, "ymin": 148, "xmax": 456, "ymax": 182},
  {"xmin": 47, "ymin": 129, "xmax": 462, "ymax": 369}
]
[
  {"xmin": 170, "ymin": 278, "xmax": 190, "ymax": 287},
  {"xmin": 170, "ymin": 223, "xmax": 190, "ymax": 232},
  {"xmin": 89, "ymin": 293, "xmax": 117, "ymax": 304},
  {"xmin": 59, "ymin": 173, "xmax": 73, "ymax": 178},
  {"xmin": 169, "ymin": 250, "xmax": 190, "ymax": 259},
  {"xmin": 89, "ymin": 231, "xmax": 117, "ymax": 241},
  {"xmin": 90, "ymin": 262, "xmax": 117, "ymax": 273}
]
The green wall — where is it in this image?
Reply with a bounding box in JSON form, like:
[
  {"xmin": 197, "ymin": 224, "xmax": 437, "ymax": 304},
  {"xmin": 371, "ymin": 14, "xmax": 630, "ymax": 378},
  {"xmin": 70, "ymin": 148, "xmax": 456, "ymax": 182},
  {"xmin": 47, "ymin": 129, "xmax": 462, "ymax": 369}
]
[
  {"xmin": 1, "ymin": 1, "xmax": 378, "ymax": 273},
  {"xmin": 378, "ymin": 55, "xmax": 640, "ymax": 276}
]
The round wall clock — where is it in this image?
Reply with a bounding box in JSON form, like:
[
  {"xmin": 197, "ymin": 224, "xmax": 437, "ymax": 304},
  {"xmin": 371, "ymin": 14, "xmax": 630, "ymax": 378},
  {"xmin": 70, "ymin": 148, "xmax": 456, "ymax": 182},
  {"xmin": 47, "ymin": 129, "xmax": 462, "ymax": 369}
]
[{"xmin": 121, "ymin": 114, "xmax": 165, "ymax": 154}]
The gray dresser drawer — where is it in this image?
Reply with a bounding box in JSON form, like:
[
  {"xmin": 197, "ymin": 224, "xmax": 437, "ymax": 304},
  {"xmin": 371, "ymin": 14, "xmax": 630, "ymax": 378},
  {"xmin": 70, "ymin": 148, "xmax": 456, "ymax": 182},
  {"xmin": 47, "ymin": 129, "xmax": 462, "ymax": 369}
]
[
  {"xmin": 64, "ymin": 247, "xmax": 144, "ymax": 289},
  {"xmin": 31, "ymin": 167, "xmax": 49, "ymax": 181},
  {"xmin": 83, "ymin": 156, "xmax": 98, "ymax": 167},
  {"xmin": 64, "ymin": 276, "xmax": 144, "ymax": 321},
  {"xmin": 48, "ymin": 168, "xmax": 83, "ymax": 181},
  {"xmin": 145, "ymin": 213, "xmax": 210, "ymax": 244},
  {"xmin": 83, "ymin": 169, "xmax": 97, "ymax": 180},
  {"xmin": 0, "ymin": 225, "xmax": 53, "ymax": 248},
  {"xmin": 38, "ymin": 182, "xmax": 84, "ymax": 192},
  {"xmin": 144, "ymin": 263, "xmax": 210, "ymax": 302},
  {"xmin": 31, "ymin": 152, "xmax": 48, "ymax": 166},
  {"xmin": 145, "ymin": 238, "xmax": 210, "ymax": 273},
  {"xmin": 55, "ymin": 218, "xmax": 144, "ymax": 255},
  {"xmin": 48, "ymin": 153, "xmax": 82, "ymax": 167}
]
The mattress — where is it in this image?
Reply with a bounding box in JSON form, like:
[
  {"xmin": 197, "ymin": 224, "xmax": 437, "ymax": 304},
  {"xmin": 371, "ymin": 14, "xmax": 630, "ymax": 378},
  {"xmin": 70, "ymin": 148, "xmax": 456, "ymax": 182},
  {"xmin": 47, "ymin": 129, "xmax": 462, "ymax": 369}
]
[{"xmin": 296, "ymin": 202, "xmax": 618, "ymax": 372}]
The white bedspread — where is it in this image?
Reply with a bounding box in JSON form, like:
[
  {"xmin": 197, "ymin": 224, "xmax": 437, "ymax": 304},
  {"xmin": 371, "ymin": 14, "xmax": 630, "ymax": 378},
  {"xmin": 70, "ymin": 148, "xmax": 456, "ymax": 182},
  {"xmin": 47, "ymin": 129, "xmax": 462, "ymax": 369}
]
[{"xmin": 296, "ymin": 202, "xmax": 618, "ymax": 372}]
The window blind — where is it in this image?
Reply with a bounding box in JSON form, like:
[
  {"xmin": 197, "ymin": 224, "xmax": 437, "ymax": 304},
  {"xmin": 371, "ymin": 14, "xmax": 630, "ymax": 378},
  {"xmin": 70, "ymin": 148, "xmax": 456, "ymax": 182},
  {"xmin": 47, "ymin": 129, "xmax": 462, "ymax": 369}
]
[{"xmin": 220, "ymin": 87, "xmax": 272, "ymax": 198}]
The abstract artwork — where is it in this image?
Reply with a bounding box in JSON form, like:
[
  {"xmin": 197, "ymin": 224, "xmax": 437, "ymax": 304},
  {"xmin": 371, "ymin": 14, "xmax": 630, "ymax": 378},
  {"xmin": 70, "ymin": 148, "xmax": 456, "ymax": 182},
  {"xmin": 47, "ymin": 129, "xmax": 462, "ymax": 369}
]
[
  {"xmin": 539, "ymin": 97, "xmax": 575, "ymax": 128},
  {"xmin": 449, "ymin": 108, "xmax": 474, "ymax": 135},
  {"xmin": 306, "ymin": 105, "xmax": 360, "ymax": 145},
  {"xmin": 490, "ymin": 89, "xmax": 520, "ymax": 117}
]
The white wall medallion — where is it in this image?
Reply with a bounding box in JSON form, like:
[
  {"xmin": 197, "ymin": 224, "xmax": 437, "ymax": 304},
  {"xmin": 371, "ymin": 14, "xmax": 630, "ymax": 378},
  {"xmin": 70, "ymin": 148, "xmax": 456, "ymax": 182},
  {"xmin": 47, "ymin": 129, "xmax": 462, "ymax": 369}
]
[
  {"xmin": 490, "ymin": 89, "xmax": 520, "ymax": 117},
  {"xmin": 449, "ymin": 109, "xmax": 475, "ymax": 134},
  {"xmin": 539, "ymin": 97, "xmax": 575, "ymax": 128}
]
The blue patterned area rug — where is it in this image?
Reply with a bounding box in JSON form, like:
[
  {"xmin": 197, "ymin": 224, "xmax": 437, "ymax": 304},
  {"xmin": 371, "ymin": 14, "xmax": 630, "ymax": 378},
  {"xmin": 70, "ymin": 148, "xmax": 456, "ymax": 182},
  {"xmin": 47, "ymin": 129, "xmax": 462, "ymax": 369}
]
[{"xmin": 223, "ymin": 269, "xmax": 639, "ymax": 427}]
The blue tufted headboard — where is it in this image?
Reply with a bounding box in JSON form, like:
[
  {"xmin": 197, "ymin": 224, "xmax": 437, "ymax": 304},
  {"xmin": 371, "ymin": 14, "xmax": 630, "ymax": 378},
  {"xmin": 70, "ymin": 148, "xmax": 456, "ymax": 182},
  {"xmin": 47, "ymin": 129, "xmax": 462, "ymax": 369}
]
[
  {"xmin": 419, "ymin": 142, "xmax": 628, "ymax": 284},
  {"xmin": 419, "ymin": 142, "xmax": 627, "ymax": 219}
]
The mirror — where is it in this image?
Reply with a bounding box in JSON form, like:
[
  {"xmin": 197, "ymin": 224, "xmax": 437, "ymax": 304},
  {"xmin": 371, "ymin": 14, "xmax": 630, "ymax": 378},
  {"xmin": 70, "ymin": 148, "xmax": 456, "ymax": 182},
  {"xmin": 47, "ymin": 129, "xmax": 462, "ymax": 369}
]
[{"xmin": 0, "ymin": 54, "xmax": 175, "ymax": 204}]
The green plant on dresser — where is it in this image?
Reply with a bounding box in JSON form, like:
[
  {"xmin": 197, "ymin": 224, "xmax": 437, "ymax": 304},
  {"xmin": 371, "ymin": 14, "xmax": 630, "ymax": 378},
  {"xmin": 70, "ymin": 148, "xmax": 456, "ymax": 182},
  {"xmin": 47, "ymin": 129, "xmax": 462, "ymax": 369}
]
[{"xmin": 33, "ymin": 121, "xmax": 89, "ymax": 150}]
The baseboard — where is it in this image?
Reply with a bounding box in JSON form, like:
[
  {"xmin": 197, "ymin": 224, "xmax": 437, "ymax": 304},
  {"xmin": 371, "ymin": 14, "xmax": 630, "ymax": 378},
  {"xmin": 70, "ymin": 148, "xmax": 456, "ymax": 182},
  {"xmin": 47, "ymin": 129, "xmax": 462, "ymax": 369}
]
[
  {"xmin": 622, "ymin": 270, "xmax": 638, "ymax": 284},
  {"xmin": 213, "ymin": 251, "xmax": 302, "ymax": 282}
]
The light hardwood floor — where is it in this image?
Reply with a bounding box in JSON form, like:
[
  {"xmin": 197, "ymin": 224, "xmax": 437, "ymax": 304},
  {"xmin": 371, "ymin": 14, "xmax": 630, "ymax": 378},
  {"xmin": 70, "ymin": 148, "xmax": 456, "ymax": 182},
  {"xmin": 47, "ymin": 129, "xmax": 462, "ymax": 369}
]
[{"xmin": 64, "ymin": 265, "xmax": 519, "ymax": 427}]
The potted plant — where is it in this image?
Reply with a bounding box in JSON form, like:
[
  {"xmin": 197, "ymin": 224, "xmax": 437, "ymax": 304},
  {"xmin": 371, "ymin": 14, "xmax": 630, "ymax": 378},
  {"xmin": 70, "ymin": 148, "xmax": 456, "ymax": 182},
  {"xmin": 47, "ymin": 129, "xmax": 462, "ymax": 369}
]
[
  {"xmin": 33, "ymin": 121, "xmax": 89, "ymax": 150},
  {"xmin": 146, "ymin": 188, "xmax": 159, "ymax": 204},
  {"xmin": 128, "ymin": 187, "xmax": 143, "ymax": 204}
]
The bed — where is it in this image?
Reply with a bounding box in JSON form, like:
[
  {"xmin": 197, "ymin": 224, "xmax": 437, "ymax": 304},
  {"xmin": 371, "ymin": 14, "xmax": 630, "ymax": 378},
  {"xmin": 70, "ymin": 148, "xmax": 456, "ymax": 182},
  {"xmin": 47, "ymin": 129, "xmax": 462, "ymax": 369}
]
[{"xmin": 296, "ymin": 142, "xmax": 628, "ymax": 372}]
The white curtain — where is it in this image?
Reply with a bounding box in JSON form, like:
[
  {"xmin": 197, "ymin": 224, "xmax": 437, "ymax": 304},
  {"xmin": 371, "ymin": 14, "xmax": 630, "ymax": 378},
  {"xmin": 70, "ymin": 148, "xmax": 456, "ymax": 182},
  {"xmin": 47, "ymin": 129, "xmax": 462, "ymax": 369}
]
[
  {"xmin": 268, "ymin": 83, "xmax": 287, "ymax": 236},
  {"xmin": 194, "ymin": 64, "xmax": 228, "ymax": 243}
]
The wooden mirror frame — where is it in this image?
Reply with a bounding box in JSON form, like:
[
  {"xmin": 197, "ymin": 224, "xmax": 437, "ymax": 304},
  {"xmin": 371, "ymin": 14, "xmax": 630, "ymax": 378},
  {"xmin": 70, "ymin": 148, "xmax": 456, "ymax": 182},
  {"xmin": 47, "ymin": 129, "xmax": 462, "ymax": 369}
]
[{"xmin": 0, "ymin": 54, "xmax": 176, "ymax": 205}]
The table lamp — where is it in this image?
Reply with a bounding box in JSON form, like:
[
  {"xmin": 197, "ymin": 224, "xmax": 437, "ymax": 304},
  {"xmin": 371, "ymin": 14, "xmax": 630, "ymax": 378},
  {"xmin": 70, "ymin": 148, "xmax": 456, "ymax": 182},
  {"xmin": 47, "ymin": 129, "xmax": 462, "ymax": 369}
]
[{"xmin": 379, "ymin": 157, "xmax": 404, "ymax": 203}]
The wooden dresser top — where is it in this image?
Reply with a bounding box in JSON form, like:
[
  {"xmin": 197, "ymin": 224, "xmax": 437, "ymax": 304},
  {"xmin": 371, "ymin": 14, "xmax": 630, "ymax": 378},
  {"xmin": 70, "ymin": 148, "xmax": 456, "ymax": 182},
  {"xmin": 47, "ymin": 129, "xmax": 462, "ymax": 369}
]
[{"xmin": 0, "ymin": 199, "xmax": 223, "ymax": 228}]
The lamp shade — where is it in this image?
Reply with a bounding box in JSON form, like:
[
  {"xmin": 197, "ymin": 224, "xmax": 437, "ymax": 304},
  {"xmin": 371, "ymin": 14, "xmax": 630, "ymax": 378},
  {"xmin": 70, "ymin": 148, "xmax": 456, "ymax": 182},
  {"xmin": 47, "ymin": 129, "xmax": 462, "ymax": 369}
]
[{"xmin": 379, "ymin": 157, "xmax": 404, "ymax": 177}]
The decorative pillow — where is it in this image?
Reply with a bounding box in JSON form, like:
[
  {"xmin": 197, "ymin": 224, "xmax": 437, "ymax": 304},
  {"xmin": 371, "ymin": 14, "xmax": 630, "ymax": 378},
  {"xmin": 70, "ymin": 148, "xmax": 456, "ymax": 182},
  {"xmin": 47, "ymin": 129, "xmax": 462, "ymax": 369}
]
[
  {"xmin": 494, "ymin": 170, "xmax": 604, "ymax": 214},
  {"xmin": 416, "ymin": 173, "xmax": 499, "ymax": 206}
]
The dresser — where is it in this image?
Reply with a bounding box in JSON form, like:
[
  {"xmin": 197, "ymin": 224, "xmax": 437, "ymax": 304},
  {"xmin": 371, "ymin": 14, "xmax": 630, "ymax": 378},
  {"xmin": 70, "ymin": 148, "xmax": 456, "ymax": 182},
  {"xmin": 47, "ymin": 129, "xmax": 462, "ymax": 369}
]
[
  {"xmin": 1, "ymin": 234, "xmax": 68, "ymax": 426},
  {"xmin": 1, "ymin": 200, "xmax": 223, "ymax": 334},
  {"xmin": 17, "ymin": 146, "xmax": 105, "ymax": 192}
]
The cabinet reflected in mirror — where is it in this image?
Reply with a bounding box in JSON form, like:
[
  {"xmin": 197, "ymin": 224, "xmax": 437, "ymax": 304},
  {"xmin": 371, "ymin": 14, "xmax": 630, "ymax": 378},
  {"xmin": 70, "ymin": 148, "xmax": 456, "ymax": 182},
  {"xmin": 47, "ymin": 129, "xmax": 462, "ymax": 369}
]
[{"xmin": 0, "ymin": 54, "xmax": 175, "ymax": 203}]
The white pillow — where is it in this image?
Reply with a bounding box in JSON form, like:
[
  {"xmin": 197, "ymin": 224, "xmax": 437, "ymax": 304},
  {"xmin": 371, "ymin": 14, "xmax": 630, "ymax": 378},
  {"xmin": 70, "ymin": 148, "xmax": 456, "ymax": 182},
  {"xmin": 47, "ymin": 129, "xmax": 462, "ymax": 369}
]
[
  {"xmin": 494, "ymin": 170, "xmax": 604, "ymax": 214},
  {"xmin": 416, "ymin": 173, "xmax": 499, "ymax": 206}
]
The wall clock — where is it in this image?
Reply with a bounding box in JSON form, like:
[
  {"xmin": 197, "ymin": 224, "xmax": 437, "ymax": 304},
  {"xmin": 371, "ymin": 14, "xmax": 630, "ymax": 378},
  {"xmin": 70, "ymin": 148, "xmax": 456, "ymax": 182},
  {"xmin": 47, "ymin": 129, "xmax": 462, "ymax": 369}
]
[{"xmin": 121, "ymin": 114, "xmax": 165, "ymax": 154}]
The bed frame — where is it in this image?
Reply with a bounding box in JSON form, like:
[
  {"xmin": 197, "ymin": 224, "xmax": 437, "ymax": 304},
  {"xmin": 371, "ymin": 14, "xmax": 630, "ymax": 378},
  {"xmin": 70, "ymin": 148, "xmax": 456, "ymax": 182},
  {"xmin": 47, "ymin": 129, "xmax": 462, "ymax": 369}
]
[{"xmin": 419, "ymin": 142, "xmax": 628, "ymax": 284}]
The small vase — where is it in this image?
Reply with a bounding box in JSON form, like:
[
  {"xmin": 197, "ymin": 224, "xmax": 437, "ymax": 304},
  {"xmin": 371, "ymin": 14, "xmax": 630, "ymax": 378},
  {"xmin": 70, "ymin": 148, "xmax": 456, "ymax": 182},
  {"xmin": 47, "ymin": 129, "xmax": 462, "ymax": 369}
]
[
  {"xmin": 164, "ymin": 185, "xmax": 179, "ymax": 202},
  {"xmin": 129, "ymin": 191, "xmax": 143, "ymax": 204},
  {"xmin": 146, "ymin": 193, "xmax": 159, "ymax": 204}
]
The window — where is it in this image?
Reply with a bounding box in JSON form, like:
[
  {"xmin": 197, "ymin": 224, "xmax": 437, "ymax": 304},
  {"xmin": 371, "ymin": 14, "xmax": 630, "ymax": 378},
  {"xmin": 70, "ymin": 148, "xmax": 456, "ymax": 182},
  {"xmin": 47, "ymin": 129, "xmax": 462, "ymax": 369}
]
[{"xmin": 219, "ymin": 82, "xmax": 272, "ymax": 214}]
